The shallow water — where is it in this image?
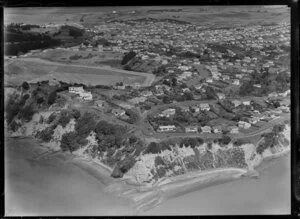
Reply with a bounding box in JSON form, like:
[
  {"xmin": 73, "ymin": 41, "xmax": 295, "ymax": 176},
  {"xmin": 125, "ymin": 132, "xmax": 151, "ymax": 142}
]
[{"xmin": 5, "ymin": 137, "xmax": 290, "ymax": 215}]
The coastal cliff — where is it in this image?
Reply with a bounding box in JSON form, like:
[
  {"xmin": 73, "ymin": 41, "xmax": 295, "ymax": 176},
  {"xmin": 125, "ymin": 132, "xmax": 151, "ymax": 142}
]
[{"xmin": 6, "ymin": 107, "xmax": 290, "ymax": 185}]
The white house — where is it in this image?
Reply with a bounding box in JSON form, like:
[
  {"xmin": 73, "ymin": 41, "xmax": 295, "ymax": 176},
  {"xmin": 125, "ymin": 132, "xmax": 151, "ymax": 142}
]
[
  {"xmin": 232, "ymin": 79, "xmax": 240, "ymax": 85},
  {"xmin": 231, "ymin": 100, "xmax": 242, "ymax": 107},
  {"xmin": 199, "ymin": 103, "xmax": 210, "ymax": 111},
  {"xmin": 69, "ymin": 86, "xmax": 84, "ymax": 94},
  {"xmin": 157, "ymin": 125, "xmax": 176, "ymax": 132},
  {"xmin": 79, "ymin": 91, "xmax": 93, "ymax": 101},
  {"xmin": 185, "ymin": 126, "xmax": 198, "ymax": 133},
  {"xmin": 216, "ymin": 93, "xmax": 225, "ymax": 100},
  {"xmin": 159, "ymin": 108, "xmax": 176, "ymax": 118},
  {"xmin": 238, "ymin": 121, "xmax": 251, "ymax": 129},
  {"xmin": 201, "ymin": 126, "xmax": 211, "ymax": 133},
  {"xmin": 230, "ymin": 126, "xmax": 239, "ymax": 134},
  {"xmin": 242, "ymin": 100, "xmax": 251, "ymax": 106}
]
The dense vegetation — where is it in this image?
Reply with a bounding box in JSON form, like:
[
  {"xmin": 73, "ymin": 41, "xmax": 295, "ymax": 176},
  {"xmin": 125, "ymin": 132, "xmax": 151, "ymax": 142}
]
[
  {"xmin": 5, "ymin": 23, "xmax": 85, "ymax": 56},
  {"xmin": 256, "ymin": 124, "xmax": 285, "ymax": 154}
]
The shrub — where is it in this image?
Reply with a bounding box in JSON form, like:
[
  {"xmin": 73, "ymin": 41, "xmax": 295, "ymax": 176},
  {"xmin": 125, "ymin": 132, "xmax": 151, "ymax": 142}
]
[
  {"xmin": 5, "ymin": 96, "xmax": 21, "ymax": 124},
  {"xmin": 19, "ymin": 104, "xmax": 36, "ymax": 121},
  {"xmin": 36, "ymin": 96, "xmax": 45, "ymax": 104},
  {"xmin": 60, "ymin": 131, "xmax": 80, "ymax": 152},
  {"xmin": 75, "ymin": 112, "xmax": 96, "ymax": 138},
  {"xmin": 10, "ymin": 120, "xmax": 21, "ymax": 132},
  {"xmin": 22, "ymin": 81, "xmax": 30, "ymax": 90},
  {"xmin": 57, "ymin": 111, "xmax": 72, "ymax": 128},
  {"xmin": 37, "ymin": 126, "xmax": 55, "ymax": 142},
  {"xmin": 219, "ymin": 135, "xmax": 232, "ymax": 146},
  {"xmin": 48, "ymin": 91, "xmax": 57, "ymax": 105},
  {"xmin": 180, "ymin": 137, "xmax": 199, "ymax": 148},
  {"xmin": 47, "ymin": 112, "xmax": 56, "ymax": 124},
  {"xmin": 71, "ymin": 109, "xmax": 81, "ymax": 119},
  {"xmin": 125, "ymin": 109, "xmax": 139, "ymax": 124},
  {"xmin": 121, "ymin": 51, "xmax": 136, "ymax": 65},
  {"xmin": 155, "ymin": 156, "xmax": 165, "ymax": 166}
]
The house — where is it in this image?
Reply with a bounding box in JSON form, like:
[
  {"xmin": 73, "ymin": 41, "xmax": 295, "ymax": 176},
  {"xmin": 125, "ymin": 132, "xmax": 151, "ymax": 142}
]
[
  {"xmin": 79, "ymin": 91, "xmax": 93, "ymax": 101},
  {"xmin": 141, "ymin": 90, "xmax": 153, "ymax": 97},
  {"xmin": 253, "ymin": 84, "xmax": 262, "ymax": 88},
  {"xmin": 112, "ymin": 108, "xmax": 126, "ymax": 117},
  {"xmin": 182, "ymin": 88, "xmax": 190, "ymax": 93},
  {"xmin": 230, "ymin": 126, "xmax": 239, "ymax": 134},
  {"xmin": 201, "ymin": 126, "xmax": 211, "ymax": 133},
  {"xmin": 232, "ymin": 79, "xmax": 240, "ymax": 85},
  {"xmin": 231, "ymin": 100, "xmax": 242, "ymax": 107},
  {"xmin": 96, "ymin": 100, "xmax": 105, "ymax": 108},
  {"xmin": 132, "ymin": 83, "xmax": 141, "ymax": 89},
  {"xmin": 157, "ymin": 125, "xmax": 176, "ymax": 132},
  {"xmin": 185, "ymin": 126, "xmax": 198, "ymax": 133},
  {"xmin": 180, "ymin": 106, "xmax": 190, "ymax": 112},
  {"xmin": 216, "ymin": 93, "xmax": 225, "ymax": 100},
  {"xmin": 191, "ymin": 106, "xmax": 200, "ymax": 113},
  {"xmin": 238, "ymin": 121, "xmax": 251, "ymax": 129},
  {"xmin": 242, "ymin": 100, "xmax": 251, "ymax": 106},
  {"xmin": 69, "ymin": 86, "xmax": 84, "ymax": 94},
  {"xmin": 199, "ymin": 103, "xmax": 210, "ymax": 111},
  {"xmin": 212, "ymin": 126, "xmax": 222, "ymax": 134},
  {"xmin": 159, "ymin": 108, "xmax": 176, "ymax": 118},
  {"xmin": 206, "ymin": 78, "xmax": 213, "ymax": 83}
]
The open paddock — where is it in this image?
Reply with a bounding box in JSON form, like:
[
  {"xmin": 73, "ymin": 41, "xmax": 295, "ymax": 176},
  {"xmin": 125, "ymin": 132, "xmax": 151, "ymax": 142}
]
[{"xmin": 5, "ymin": 58, "xmax": 155, "ymax": 87}]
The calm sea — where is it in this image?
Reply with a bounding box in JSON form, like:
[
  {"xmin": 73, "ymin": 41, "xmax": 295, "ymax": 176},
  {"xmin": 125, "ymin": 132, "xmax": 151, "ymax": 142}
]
[{"xmin": 5, "ymin": 137, "xmax": 290, "ymax": 216}]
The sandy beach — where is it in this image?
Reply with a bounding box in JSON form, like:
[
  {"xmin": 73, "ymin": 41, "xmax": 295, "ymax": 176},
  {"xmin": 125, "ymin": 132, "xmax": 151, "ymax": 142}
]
[{"xmin": 5, "ymin": 137, "xmax": 290, "ymax": 215}]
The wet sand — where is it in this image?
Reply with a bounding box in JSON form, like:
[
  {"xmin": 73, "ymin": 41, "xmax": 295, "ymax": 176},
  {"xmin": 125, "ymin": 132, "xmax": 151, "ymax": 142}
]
[
  {"xmin": 5, "ymin": 137, "xmax": 290, "ymax": 215},
  {"xmin": 143, "ymin": 153, "xmax": 290, "ymax": 215}
]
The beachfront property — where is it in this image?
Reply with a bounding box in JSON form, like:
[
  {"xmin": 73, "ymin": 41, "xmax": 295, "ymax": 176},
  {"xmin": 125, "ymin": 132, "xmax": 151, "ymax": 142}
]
[
  {"xmin": 79, "ymin": 91, "xmax": 93, "ymax": 101},
  {"xmin": 69, "ymin": 86, "xmax": 84, "ymax": 94},
  {"xmin": 157, "ymin": 125, "xmax": 176, "ymax": 132}
]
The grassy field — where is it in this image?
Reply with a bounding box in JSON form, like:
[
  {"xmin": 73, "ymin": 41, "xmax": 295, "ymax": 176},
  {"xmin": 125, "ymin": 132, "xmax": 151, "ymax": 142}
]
[{"xmin": 4, "ymin": 58, "xmax": 153, "ymax": 87}]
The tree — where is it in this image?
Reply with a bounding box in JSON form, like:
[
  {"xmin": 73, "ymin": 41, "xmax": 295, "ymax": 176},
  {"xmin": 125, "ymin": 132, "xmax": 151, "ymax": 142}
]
[
  {"xmin": 22, "ymin": 81, "xmax": 30, "ymax": 90},
  {"xmin": 48, "ymin": 91, "xmax": 57, "ymax": 105},
  {"xmin": 121, "ymin": 51, "xmax": 136, "ymax": 65},
  {"xmin": 219, "ymin": 135, "xmax": 231, "ymax": 145},
  {"xmin": 75, "ymin": 112, "xmax": 96, "ymax": 138},
  {"xmin": 61, "ymin": 132, "xmax": 80, "ymax": 152},
  {"xmin": 19, "ymin": 104, "xmax": 36, "ymax": 121}
]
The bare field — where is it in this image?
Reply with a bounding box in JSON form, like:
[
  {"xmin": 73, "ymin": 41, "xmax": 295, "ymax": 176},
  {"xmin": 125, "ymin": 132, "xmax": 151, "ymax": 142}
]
[{"xmin": 5, "ymin": 58, "xmax": 155, "ymax": 87}]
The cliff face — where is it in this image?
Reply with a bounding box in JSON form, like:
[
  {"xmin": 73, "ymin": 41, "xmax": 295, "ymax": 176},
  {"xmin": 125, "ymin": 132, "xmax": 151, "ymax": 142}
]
[{"xmin": 7, "ymin": 108, "xmax": 291, "ymax": 185}]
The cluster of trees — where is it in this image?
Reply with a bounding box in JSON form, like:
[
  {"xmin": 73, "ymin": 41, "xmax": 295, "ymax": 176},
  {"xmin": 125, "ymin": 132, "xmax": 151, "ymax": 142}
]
[
  {"xmin": 124, "ymin": 109, "xmax": 139, "ymax": 124},
  {"xmin": 6, "ymin": 91, "xmax": 36, "ymax": 125},
  {"xmin": 239, "ymin": 70, "xmax": 290, "ymax": 96},
  {"xmin": 153, "ymin": 65, "xmax": 167, "ymax": 76},
  {"xmin": 256, "ymin": 124, "xmax": 285, "ymax": 154},
  {"xmin": 144, "ymin": 141, "xmax": 172, "ymax": 154},
  {"xmin": 121, "ymin": 51, "xmax": 136, "ymax": 65},
  {"xmin": 179, "ymin": 137, "xmax": 204, "ymax": 148}
]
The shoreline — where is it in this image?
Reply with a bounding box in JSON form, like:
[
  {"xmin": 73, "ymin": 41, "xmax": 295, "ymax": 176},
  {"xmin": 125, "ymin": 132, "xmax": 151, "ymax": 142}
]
[{"xmin": 5, "ymin": 135, "xmax": 290, "ymax": 212}]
